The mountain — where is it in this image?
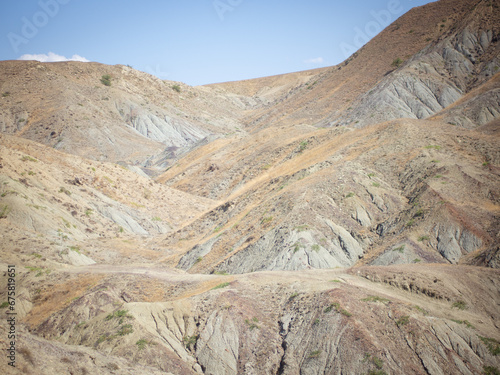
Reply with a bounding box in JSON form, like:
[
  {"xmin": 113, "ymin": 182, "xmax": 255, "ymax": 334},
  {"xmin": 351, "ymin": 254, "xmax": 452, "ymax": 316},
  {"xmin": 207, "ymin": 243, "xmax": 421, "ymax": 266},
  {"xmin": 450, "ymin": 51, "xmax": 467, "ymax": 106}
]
[{"xmin": 1, "ymin": 0, "xmax": 500, "ymax": 374}]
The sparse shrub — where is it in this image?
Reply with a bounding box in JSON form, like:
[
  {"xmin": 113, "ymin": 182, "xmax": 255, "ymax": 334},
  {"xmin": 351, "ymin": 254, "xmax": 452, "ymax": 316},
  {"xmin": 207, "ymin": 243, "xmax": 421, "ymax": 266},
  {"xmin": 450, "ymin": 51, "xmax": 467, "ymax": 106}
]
[
  {"xmin": 479, "ymin": 337, "xmax": 500, "ymax": 356},
  {"xmin": 424, "ymin": 145, "xmax": 442, "ymax": 150},
  {"xmin": 308, "ymin": 350, "xmax": 321, "ymax": 358},
  {"xmin": 293, "ymin": 242, "xmax": 303, "ymax": 253},
  {"xmin": 183, "ymin": 335, "xmax": 198, "ymax": 349},
  {"xmin": 294, "ymin": 224, "xmax": 310, "ymax": 232},
  {"xmin": 396, "ymin": 315, "xmax": 410, "ymax": 326},
  {"xmin": 21, "ymin": 155, "xmax": 37, "ymax": 162},
  {"xmin": 289, "ymin": 292, "xmax": 299, "ymax": 300},
  {"xmin": 367, "ymin": 173, "xmax": 376, "ymax": 177},
  {"xmin": 324, "ymin": 302, "xmax": 351, "ymax": 316},
  {"xmin": 97, "ymin": 335, "xmax": 108, "ymax": 345},
  {"xmin": 245, "ymin": 318, "xmax": 259, "ymax": 330},
  {"xmin": 100, "ymin": 74, "xmax": 112, "ymax": 86},
  {"xmin": 117, "ymin": 324, "xmax": 133, "ymax": 336},
  {"xmin": 414, "ymin": 305, "xmax": 429, "ymax": 316},
  {"xmin": 136, "ymin": 339, "xmax": 148, "ymax": 350},
  {"xmin": 362, "ymin": 295, "xmax": 390, "ymax": 304},
  {"xmin": 451, "ymin": 319, "xmax": 474, "ymax": 329},
  {"xmin": 484, "ymin": 365, "xmax": 500, "ymax": 375},
  {"xmin": 393, "ymin": 245, "xmax": 405, "ymax": 253},
  {"xmin": 106, "ymin": 309, "xmax": 132, "ymax": 321},
  {"xmin": 69, "ymin": 246, "xmax": 81, "ymax": 254},
  {"xmin": 195, "ymin": 257, "xmax": 203, "ymax": 264},
  {"xmin": 406, "ymin": 219, "xmax": 415, "ymax": 227},
  {"xmin": 85, "ymin": 209, "xmax": 93, "ymax": 216},
  {"xmin": 392, "ymin": 57, "xmax": 403, "ymax": 67},
  {"xmin": 346, "ymin": 192, "xmax": 355, "ymax": 198},
  {"xmin": 0, "ymin": 301, "xmax": 9, "ymax": 308},
  {"xmin": 212, "ymin": 282, "xmax": 230, "ymax": 290},
  {"xmin": 172, "ymin": 84, "xmax": 181, "ymax": 93},
  {"xmin": 418, "ymin": 235, "xmax": 429, "ymax": 241},
  {"xmin": 311, "ymin": 244, "xmax": 320, "ymax": 252},
  {"xmin": 59, "ymin": 187, "xmax": 71, "ymax": 196},
  {"xmin": 298, "ymin": 140, "xmax": 308, "ymax": 153},
  {"xmin": 413, "ymin": 258, "xmax": 421, "ymax": 263},
  {"xmin": 414, "ymin": 209, "xmax": 424, "ymax": 217},
  {"xmin": 372, "ymin": 182, "xmax": 380, "ymax": 187},
  {"xmin": 452, "ymin": 300, "xmax": 467, "ymax": 310},
  {"xmin": 0, "ymin": 205, "xmax": 10, "ymax": 219},
  {"xmin": 330, "ymin": 279, "xmax": 341, "ymax": 283},
  {"xmin": 261, "ymin": 216, "xmax": 273, "ymax": 225},
  {"xmin": 372, "ymin": 356, "xmax": 384, "ymax": 369},
  {"xmin": 2, "ymin": 92, "xmax": 10, "ymax": 97}
]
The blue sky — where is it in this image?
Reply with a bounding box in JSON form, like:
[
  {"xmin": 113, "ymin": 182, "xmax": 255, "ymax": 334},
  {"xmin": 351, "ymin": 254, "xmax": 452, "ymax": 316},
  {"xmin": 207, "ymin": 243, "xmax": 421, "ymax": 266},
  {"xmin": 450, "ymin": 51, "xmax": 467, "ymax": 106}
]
[{"xmin": 1, "ymin": 0, "xmax": 435, "ymax": 86}]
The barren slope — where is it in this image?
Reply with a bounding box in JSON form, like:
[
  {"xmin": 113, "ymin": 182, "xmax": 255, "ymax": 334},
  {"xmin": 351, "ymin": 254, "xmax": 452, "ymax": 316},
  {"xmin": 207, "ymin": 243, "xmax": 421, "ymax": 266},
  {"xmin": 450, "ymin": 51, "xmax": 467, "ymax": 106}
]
[{"xmin": 0, "ymin": 0, "xmax": 499, "ymax": 374}]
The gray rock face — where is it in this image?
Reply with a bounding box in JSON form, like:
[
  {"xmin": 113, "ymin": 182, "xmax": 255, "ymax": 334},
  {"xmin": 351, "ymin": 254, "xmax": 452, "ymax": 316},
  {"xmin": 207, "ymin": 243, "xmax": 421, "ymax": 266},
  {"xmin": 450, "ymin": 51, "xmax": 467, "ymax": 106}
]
[
  {"xmin": 177, "ymin": 237, "xmax": 220, "ymax": 271},
  {"xmin": 128, "ymin": 112, "xmax": 208, "ymax": 148},
  {"xmin": 439, "ymin": 88, "xmax": 500, "ymax": 128},
  {"xmin": 212, "ymin": 221, "xmax": 364, "ymax": 274},
  {"xmin": 101, "ymin": 206, "xmax": 149, "ymax": 235},
  {"xmin": 332, "ymin": 28, "xmax": 499, "ymax": 128},
  {"xmin": 432, "ymin": 224, "xmax": 482, "ymax": 263},
  {"xmin": 196, "ymin": 311, "xmax": 239, "ymax": 375},
  {"xmin": 352, "ymin": 205, "xmax": 372, "ymax": 227}
]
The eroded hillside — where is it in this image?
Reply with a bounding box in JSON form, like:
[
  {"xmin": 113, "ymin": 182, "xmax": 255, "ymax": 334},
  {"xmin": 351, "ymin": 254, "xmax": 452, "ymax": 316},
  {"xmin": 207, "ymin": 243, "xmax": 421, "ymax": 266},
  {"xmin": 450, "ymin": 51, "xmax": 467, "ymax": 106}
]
[{"xmin": 1, "ymin": 0, "xmax": 500, "ymax": 374}]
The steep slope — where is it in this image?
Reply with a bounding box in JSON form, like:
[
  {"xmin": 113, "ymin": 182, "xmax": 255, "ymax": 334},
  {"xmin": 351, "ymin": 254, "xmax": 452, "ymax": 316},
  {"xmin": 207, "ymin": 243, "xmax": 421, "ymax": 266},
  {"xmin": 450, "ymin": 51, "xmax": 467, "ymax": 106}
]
[
  {"xmin": 158, "ymin": 119, "xmax": 499, "ymax": 274},
  {"xmin": 0, "ymin": 61, "xmax": 258, "ymax": 173},
  {"xmin": 2, "ymin": 261, "xmax": 499, "ymax": 374},
  {"xmin": 335, "ymin": 0, "xmax": 500, "ymax": 128},
  {"xmin": 209, "ymin": 0, "xmax": 500, "ymax": 131},
  {"xmin": 0, "ymin": 0, "xmax": 499, "ymax": 374},
  {"xmin": 0, "ymin": 133, "xmax": 217, "ymax": 268}
]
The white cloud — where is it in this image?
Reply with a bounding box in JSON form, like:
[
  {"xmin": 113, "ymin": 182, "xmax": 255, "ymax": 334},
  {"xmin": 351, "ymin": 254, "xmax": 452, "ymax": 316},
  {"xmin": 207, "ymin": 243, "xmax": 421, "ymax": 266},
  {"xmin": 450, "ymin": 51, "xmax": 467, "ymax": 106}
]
[
  {"xmin": 18, "ymin": 52, "xmax": 90, "ymax": 63},
  {"xmin": 304, "ymin": 57, "xmax": 324, "ymax": 64}
]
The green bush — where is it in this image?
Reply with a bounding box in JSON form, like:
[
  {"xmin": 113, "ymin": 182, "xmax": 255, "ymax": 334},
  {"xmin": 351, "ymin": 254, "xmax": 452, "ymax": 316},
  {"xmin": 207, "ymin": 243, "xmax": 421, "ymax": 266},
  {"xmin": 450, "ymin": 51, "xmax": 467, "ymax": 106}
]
[
  {"xmin": 480, "ymin": 336, "xmax": 500, "ymax": 356},
  {"xmin": 308, "ymin": 350, "xmax": 321, "ymax": 358},
  {"xmin": 484, "ymin": 366, "xmax": 500, "ymax": 375},
  {"xmin": 452, "ymin": 300, "xmax": 467, "ymax": 310},
  {"xmin": 172, "ymin": 84, "xmax": 181, "ymax": 93},
  {"xmin": 298, "ymin": 140, "xmax": 308, "ymax": 153},
  {"xmin": 0, "ymin": 205, "xmax": 10, "ymax": 219},
  {"xmin": 136, "ymin": 339, "xmax": 148, "ymax": 350},
  {"xmin": 396, "ymin": 315, "xmax": 410, "ymax": 326},
  {"xmin": 212, "ymin": 282, "xmax": 230, "ymax": 290},
  {"xmin": 392, "ymin": 58, "xmax": 403, "ymax": 67},
  {"xmin": 183, "ymin": 335, "xmax": 198, "ymax": 349},
  {"xmin": 117, "ymin": 324, "xmax": 133, "ymax": 336},
  {"xmin": 100, "ymin": 74, "xmax": 112, "ymax": 86},
  {"xmin": 362, "ymin": 295, "xmax": 390, "ymax": 304}
]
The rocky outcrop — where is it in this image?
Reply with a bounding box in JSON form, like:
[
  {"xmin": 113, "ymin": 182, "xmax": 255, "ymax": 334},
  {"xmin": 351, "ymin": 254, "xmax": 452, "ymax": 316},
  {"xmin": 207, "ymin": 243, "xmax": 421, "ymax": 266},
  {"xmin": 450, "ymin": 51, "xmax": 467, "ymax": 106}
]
[
  {"xmin": 332, "ymin": 27, "xmax": 500, "ymax": 128},
  {"xmin": 431, "ymin": 223, "xmax": 482, "ymax": 263}
]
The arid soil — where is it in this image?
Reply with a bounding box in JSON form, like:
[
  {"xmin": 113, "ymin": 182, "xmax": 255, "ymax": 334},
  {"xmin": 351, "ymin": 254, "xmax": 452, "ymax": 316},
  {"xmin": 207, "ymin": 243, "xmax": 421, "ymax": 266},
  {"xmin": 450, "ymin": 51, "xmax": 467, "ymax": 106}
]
[{"xmin": 1, "ymin": 0, "xmax": 500, "ymax": 374}]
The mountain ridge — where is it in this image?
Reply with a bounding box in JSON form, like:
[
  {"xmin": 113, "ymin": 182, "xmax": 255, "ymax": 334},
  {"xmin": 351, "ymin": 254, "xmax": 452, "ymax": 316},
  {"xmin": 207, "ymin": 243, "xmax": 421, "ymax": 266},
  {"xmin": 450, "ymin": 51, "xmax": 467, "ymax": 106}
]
[{"xmin": 1, "ymin": 0, "xmax": 500, "ymax": 374}]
